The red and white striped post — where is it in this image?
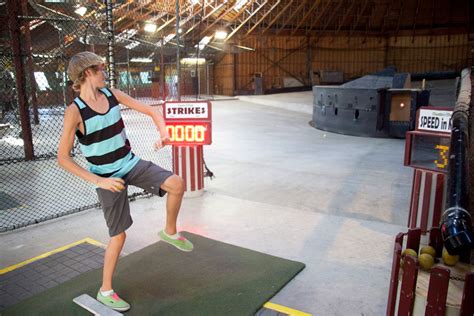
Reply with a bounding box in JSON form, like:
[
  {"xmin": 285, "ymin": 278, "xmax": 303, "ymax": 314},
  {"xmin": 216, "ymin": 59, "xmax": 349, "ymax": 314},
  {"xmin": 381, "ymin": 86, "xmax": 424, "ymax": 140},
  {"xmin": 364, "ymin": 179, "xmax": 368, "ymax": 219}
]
[
  {"xmin": 172, "ymin": 145, "xmax": 204, "ymax": 198},
  {"xmin": 408, "ymin": 169, "xmax": 446, "ymax": 234},
  {"xmin": 163, "ymin": 101, "xmax": 212, "ymax": 198}
]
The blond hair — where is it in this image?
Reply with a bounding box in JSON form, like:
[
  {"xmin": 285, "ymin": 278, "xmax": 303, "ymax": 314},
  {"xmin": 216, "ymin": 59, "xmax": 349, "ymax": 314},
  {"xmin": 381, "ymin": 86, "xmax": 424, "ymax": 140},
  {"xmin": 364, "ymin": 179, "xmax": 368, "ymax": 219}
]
[{"xmin": 67, "ymin": 52, "xmax": 104, "ymax": 91}]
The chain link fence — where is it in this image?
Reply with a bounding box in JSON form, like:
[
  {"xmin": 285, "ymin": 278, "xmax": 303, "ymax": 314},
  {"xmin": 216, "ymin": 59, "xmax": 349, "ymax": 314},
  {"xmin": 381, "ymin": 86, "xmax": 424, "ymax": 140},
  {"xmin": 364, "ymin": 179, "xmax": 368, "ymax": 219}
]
[{"xmin": 0, "ymin": 1, "xmax": 214, "ymax": 232}]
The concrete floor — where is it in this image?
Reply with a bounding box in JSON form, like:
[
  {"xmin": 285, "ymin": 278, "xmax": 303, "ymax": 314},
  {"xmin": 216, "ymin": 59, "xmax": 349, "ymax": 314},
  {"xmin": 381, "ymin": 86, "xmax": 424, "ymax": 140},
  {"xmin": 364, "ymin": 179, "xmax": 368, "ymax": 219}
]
[{"xmin": 1, "ymin": 89, "xmax": 443, "ymax": 315}]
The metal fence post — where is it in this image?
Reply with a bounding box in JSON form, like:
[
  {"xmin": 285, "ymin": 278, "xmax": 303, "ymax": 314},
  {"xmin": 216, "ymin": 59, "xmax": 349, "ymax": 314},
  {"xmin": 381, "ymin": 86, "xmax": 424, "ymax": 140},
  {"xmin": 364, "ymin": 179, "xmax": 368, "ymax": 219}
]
[
  {"xmin": 105, "ymin": 0, "xmax": 116, "ymax": 88},
  {"xmin": 6, "ymin": 0, "xmax": 34, "ymax": 160},
  {"xmin": 175, "ymin": 0, "xmax": 180, "ymax": 101}
]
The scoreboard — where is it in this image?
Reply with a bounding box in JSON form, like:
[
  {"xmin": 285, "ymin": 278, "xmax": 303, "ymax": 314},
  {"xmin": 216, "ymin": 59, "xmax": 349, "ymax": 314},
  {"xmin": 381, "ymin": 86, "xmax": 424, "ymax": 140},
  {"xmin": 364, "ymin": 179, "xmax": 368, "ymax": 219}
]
[
  {"xmin": 163, "ymin": 101, "xmax": 212, "ymax": 145},
  {"xmin": 404, "ymin": 107, "xmax": 452, "ymax": 172}
]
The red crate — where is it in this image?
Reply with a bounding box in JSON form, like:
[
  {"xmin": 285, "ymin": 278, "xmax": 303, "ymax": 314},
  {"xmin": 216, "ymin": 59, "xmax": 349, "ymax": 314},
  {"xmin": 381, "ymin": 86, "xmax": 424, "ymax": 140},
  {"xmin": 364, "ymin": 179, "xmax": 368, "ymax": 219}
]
[{"xmin": 386, "ymin": 228, "xmax": 474, "ymax": 316}]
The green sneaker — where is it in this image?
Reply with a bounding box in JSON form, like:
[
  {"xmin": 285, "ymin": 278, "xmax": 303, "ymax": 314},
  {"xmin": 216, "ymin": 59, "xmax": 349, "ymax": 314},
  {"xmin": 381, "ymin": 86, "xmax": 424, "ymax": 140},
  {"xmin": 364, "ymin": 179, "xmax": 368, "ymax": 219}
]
[
  {"xmin": 96, "ymin": 291, "xmax": 130, "ymax": 312},
  {"xmin": 159, "ymin": 230, "xmax": 194, "ymax": 252}
]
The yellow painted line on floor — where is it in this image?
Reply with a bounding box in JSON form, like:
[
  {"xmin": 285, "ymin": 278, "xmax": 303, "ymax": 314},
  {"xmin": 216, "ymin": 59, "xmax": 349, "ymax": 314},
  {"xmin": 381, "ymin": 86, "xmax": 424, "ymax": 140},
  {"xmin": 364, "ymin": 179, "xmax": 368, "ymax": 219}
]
[
  {"xmin": 0, "ymin": 237, "xmax": 107, "ymax": 275},
  {"xmin": 264, "ymin": 302, "xmax": 312, "ymax": 316}
]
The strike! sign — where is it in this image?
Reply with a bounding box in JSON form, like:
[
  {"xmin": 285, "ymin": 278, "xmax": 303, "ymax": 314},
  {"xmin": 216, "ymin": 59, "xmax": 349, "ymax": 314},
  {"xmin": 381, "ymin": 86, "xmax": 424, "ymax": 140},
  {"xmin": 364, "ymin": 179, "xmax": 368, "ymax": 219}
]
[
  {"xmin": 162, "ymin": 101, "xmax": 212, "ymax": 145},
  {"xmin": 417, "ymin": 108, "xmax": 453, "ymax": 134}
]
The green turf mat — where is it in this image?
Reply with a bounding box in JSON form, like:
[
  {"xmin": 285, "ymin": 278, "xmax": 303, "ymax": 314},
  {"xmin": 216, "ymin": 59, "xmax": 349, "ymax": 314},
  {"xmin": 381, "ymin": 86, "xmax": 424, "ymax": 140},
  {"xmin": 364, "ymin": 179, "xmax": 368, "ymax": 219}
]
[{"xmin": 2, "ymin": 232, "xmax": 305, "ymax": 316}]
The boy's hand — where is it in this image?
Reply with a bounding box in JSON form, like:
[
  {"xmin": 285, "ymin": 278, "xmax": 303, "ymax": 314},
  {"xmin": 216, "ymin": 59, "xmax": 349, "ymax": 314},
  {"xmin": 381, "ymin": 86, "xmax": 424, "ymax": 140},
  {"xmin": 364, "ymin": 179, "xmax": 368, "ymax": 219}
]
[
  {"xmin": 154, "ymin": 135, "xmax": 170, "ymax": 151},
  {"xmin": 97, "ymin": 177, "xmax": 125, "ymax": 192}
]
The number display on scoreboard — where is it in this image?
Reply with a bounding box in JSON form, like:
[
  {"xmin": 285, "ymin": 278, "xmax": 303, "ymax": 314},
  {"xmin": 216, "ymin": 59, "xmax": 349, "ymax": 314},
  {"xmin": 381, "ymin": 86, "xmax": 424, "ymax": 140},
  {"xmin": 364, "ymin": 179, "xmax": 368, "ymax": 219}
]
[
  {"xmin": 404, "ymin": 132, "xmax": 450, "ymax": 172},
  {"xmin": 165, "ymin": 122, "xmax": 211, "ymax": 145},
  {"xmin": 163, "ymin": 101, "xmax": 212, "ymax": 145},
  {"xmin": 404, "ymin": 106, "xmax": 452, "ymax": 173}
]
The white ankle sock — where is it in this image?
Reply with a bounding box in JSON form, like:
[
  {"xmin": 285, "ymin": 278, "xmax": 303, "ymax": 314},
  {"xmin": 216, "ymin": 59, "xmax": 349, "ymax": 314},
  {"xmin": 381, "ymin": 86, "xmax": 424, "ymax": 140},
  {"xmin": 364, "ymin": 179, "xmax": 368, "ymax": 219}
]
[
  {"xmin": 163, "ymin": 230, "xmax": 179, "ymax": 239},
  {"xmin": 101, "ymin": 289, "xmax": 114, "ymax": 297}
]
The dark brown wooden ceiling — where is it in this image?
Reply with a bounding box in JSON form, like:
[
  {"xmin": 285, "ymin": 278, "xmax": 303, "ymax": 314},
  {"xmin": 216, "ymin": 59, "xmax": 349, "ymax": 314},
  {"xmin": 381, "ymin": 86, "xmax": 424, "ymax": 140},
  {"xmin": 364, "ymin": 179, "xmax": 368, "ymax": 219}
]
[{"xmin": 2, "ymin": 0, "xmax": 472, "ymax": 62}]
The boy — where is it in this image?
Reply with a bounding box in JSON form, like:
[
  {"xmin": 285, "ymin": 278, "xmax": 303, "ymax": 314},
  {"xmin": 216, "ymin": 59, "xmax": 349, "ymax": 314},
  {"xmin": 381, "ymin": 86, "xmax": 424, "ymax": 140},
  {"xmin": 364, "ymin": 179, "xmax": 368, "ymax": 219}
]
[{"xmin": 57, "ymin": 51, "xmax": 193, "ymax": 311}]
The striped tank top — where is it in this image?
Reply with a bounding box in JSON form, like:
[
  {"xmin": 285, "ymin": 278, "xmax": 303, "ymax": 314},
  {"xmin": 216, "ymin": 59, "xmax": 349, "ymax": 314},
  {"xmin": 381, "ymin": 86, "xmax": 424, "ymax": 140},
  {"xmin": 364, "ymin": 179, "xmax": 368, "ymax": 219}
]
[{"xmin": 74, "ymin": 87, "xmax": 139, "ymax": 178}]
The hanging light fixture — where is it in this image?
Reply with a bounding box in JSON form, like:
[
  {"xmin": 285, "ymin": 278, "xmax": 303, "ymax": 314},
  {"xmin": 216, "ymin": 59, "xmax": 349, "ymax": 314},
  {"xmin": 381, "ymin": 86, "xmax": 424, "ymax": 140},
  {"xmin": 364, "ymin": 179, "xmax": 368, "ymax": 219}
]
[
  {"xmin": 214, "ymin": 30, "xmax": 227, "ymax": 40},
  {"xmin": 74, "ymin": 6, "xmax": 87, "ymax": 16},
  {"xmin": 144, "ymin": 22, "xmax": 157, "ymax": 33}
]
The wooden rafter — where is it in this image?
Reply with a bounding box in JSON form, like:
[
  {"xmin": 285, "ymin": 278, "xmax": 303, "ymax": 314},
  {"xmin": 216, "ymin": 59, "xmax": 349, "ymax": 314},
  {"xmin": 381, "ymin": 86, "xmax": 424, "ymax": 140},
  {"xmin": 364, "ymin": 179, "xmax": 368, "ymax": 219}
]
[
  {"xmin": 412, "ymin": 0, "xmax": 420, "ymax": 42},
  {"xmin": 306, "ymin": 0, "xmax": 332, "ymax": 35},
  {"xmin": 199, "ymin": 1, "xmax": 254, "ymax": 37},
  {"xmin": 363, "ymin": 2, "xmax": 375, "ymax": 42},
  {"xmin": 114, "ymin": 1, "xmax": 194, "ymax": 46},
  {"xmin": 380, "ymin": 0, "xmax": 393, "ymax": 36},
  {"xmin": 231, "ymin": 0, "xmax": 263, "ymax": 29},
  {"xmin": 469, "ymin": 0, "xmax": 474, "ymax": 41},
  {"xmin": 349, "ymin": 0, "xmax": 369, "ymax": 37},
  {"xmin": 155, "ymin": 2, "xmax": 194, "ymax": 33},
  {"xmin": 290, "ymin": 0, "xmax": 321, "ymax": 35},
  {"xmin": 261, "ymin": 0, "xmax": 293, "ymax": 34},
  {"xmin": 116, "ymin": 2, "xmax": 154, "ymax": 25},
  {"xmin": 243, "ymin": 0, "xmax": 281, "ymax": 37},
  {"xmin": 320, "ymin": 1, "xmax": 343, "ymax": 33},
  {"xmin": 183, "ymin": 2, "xmax": 225, "ymax": 36},
  {"xmin": 394, "ymin": 0, "xmax": 403, "ymax": 41},
  {"xmin": 225, "ymin": 0, "xmax": 268, "ymax": 42},
  {"xmin": 448, "ymin": 0, "xmax": 453, "ymax": 41},
  {"xmin": 179, "ymin": 5, "xmax": 202, "ymax": 29},
  {"xmin": 276, "ymin": 0, "xmax": 307, "ymax": 35},
  {"xmin": 429, "ymin": 0, "xmax": 436, "ymax": 42},
  {"xmin": 335, "ymin": 0, "xmax": 356, "ymax": 34}
]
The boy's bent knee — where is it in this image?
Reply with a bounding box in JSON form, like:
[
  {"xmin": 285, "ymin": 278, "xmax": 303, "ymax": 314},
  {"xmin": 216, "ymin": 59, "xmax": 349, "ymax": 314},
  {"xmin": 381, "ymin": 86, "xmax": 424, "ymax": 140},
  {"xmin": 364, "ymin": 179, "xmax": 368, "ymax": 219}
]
[
  {"xmin": 111, "ymin": 231, "xmax": 126, "ymax": 243},
  {"xmin": 164, "ymin": 175, "xmax": 185, "ymax": 195}
]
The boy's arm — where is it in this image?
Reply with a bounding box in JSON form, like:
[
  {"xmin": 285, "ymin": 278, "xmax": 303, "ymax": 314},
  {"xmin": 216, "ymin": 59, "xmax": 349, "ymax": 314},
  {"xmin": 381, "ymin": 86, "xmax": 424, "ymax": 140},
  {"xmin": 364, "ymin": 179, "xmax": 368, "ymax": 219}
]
[
  {"xmin": 57, "ymin": 105, "xmax": 125, "ymax": 192},
  {"xmin": 110, "ymin": 88, "xmax": 169, "ymax": 149}
]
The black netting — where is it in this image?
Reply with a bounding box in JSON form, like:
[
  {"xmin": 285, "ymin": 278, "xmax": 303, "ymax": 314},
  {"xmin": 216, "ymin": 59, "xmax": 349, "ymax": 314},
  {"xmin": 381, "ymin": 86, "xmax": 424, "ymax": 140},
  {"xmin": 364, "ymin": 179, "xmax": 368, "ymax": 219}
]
[{"xmin": 0, "ymin": 0, "xmax": 214, "ymax": 232}]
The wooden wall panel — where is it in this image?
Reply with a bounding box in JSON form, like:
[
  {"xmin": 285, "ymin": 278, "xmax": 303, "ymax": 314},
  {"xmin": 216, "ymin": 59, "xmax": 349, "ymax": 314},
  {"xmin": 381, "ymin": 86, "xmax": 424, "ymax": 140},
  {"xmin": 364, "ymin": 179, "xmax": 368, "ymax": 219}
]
[
  {"xmin": 312, "ymin": 37, "xmax": 386, "ymax": 80},
  {"xmin": 387, "ymin": 34, "xmax": 469, "ymax": 73},
  {"xmin": 213, "ymin": 34, "xmax": 471, "ymax": 96},
  {"xmin": 213, "ymin": 53, "xmax": 234, "ymax": 95}
]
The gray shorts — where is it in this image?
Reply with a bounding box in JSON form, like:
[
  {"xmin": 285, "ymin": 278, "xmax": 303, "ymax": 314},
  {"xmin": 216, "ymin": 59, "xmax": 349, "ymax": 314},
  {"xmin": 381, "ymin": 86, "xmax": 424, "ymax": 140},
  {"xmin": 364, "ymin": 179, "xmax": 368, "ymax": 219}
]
[{"xmin": 96, "ymin": 159, "xmax": 173, "ymax": 237}]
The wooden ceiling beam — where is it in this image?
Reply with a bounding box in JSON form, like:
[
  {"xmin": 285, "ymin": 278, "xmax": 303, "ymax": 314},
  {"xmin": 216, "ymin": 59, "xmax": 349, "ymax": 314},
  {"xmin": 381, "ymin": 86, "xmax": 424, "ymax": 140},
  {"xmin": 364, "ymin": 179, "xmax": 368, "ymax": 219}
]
[
  {"xmin": 335, "ymin": 0, "xmax": 356, "ymax": 34},
  {"xmin": 184, "ymin": 2, "xmax": 225, "ymax": 36},
  {"xmin": 261, "ymin": 0, "xmax": 294, "ymax": 34},
  {"xmin": 380, "ymin": 0, "xmax": 393, "ymax": 36},
  {"xmin": 349, "ymin": 0, "xmax": 369, "ymax": 38},
  {"xmin": 469, "ymin": 0, "xmax": 474, "ymax": 41},
  {"xmin": 394, "ymin": 0, "xmax": 403, "ymax": 41},
  {"xmin": 276, "ymin": 0, "xmax": 307, "ymax": 35},
  {"xmin": 363, "ymin": 2, "xmax": 375, "ymax": 42},
  {"xmin": 320, "ymin": 1, "xmax": 343, "ymax": 33},
  {"xmin": 225, "ymin": 0, "xmax": 268, "ymax": 42},
  {"xmin": 429, "ymin": 0, "xmax": 436, "ymax": 42},
  {"xmin": 114, "ymin": 0, "xmax": 139, "ymax": 17},
  {"xmin": 448, "ymin": 0, "xmax": 453, "ymax": 41},
  {"xmin": 115, "ymin": 2, "xmax": 153, "ymax": 25},
  {"xmin": 290, "ymin": 0, "xmax": 321, "ymax": 35},
  {"xmin": 231, "ymin": 0, "xmax": 263, "ymax": 27},
  {"xmin": 305, "ymin": 0, "xmax": 332, "ymax": 35},
  {"xmin": 199, "ymin": 1, "xmax": 252, "ymax": 37},
  {"xmin": 412, "ymin": 0, "xmax": 420, "ymax": 42},
  {"xmin": 243, "ymin": 0, "xmax": 281, "ymax": 37}
]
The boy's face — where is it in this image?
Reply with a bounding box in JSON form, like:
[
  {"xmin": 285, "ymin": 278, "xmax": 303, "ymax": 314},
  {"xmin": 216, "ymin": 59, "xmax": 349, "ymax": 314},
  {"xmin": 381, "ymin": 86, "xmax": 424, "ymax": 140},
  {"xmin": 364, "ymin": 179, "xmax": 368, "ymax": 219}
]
[{"xmin": 85, "ymin": 63, "xmax": 107, "ymax": 88}]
